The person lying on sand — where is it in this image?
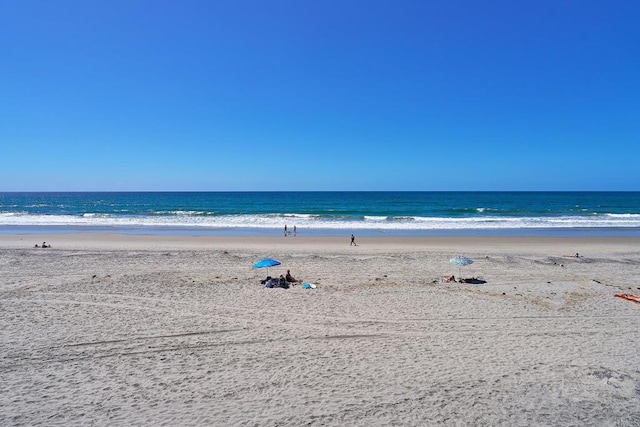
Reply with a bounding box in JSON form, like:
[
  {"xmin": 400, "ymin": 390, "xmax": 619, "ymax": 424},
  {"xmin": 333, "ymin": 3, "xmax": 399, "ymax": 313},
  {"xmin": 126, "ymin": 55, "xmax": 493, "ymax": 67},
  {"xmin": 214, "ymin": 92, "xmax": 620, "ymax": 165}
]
[
  {"xmin": 263, "ymin": 276, "xmax": 290, "ymax": 289},
  {"xmin": 279, "ymin": 275, "xmax": 290, "ymax": 288},
  {"xmin": 442, "ymin": 275, "xmax": 456, "ymax": 282}
]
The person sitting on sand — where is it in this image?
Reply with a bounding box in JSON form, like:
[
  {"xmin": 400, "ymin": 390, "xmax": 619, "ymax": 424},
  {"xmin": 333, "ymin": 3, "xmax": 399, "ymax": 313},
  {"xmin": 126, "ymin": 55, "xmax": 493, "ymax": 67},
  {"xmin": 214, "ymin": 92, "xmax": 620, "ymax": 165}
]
[
  {"xmin": 42, "ymin": 242, "xmax": 50, "ymax": 248},
  {"xmin": 442, "ymin": 275, "xmax": 456, "ymax": 283},
  {"xmin": 285, "ymin": 270, "xmax": 300, "ymax": 283}
]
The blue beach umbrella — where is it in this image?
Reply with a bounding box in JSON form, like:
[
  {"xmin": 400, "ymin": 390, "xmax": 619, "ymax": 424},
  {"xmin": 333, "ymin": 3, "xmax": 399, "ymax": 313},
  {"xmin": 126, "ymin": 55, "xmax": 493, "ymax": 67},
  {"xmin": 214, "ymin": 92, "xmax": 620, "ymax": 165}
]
[
  {"xmin": 253, "ymin": 258, "xmax": 281, "ymax": 276},
  {"xmin": 450, "ymin": 255, "xmax": 474, "ymax": 277}
]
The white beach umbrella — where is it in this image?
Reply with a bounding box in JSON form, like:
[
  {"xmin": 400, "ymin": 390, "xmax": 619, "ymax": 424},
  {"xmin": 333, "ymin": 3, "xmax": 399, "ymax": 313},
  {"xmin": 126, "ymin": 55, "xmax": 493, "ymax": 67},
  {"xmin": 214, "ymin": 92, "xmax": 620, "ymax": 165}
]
[{"xmin": 450, "ymin": 255, "xmax": 474, "ymax": 277}]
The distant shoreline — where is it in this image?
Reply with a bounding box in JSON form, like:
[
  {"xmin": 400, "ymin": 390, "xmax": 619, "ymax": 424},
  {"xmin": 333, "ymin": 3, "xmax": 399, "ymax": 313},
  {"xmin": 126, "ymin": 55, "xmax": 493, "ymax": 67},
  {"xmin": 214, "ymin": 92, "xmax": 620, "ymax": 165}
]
[
  {"xmin": 2, "ymin": 192, "xmax": 638, "ymax": 237},
  {"xmin": 1, "ymin": 225, "xmax": 640, "ymax": 239},
  {"xmin": 3, "ymin": 232, "xmax": 640, "ymax": 253}
]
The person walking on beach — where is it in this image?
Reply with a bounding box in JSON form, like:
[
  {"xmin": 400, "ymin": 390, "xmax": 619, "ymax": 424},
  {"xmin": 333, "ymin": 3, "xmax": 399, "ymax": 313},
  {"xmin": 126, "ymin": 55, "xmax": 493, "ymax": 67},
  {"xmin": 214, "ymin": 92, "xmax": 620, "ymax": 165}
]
[{"xmin": 350, "ymin": 234, "xmax": 357, "ymax": 246}]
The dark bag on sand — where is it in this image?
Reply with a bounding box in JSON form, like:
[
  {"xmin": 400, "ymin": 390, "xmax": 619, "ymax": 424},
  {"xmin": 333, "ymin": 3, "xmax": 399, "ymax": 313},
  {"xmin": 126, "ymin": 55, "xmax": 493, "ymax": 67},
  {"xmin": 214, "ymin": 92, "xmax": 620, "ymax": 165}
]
[{"xmin": 275, "ymin": 278, "xmax": 289, "ymax": 289}]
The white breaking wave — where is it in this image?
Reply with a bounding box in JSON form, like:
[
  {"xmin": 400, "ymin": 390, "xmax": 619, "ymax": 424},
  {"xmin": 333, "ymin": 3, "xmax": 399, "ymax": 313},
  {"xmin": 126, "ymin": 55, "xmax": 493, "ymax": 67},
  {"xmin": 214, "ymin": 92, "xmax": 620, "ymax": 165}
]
[{"xmin": 1, "ymin": 213, "xmax": 640, "ymax": 230}]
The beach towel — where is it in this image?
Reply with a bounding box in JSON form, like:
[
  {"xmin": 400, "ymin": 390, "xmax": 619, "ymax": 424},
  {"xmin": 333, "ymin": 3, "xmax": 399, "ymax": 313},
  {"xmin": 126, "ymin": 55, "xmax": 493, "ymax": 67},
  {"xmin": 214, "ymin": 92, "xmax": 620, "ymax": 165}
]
[{"xmin": 614, "ymin": 294, "xmax": 640, "ymax": 303}]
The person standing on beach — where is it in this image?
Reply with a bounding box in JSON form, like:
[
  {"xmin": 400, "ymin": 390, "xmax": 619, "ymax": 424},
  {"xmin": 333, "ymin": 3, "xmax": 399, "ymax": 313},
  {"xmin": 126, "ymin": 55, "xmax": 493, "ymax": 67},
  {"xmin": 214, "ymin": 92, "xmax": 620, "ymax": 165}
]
[
  {"xmin": 293, "ymin": 225, "xmax": 297, "ymax": 236},
  {"xmin": 284, "ymin": 224, "xmax": 287, "ymax": 236},
  {"xmin": 350, "ymin": 234, "xmax": 356, "ymax": 246}
]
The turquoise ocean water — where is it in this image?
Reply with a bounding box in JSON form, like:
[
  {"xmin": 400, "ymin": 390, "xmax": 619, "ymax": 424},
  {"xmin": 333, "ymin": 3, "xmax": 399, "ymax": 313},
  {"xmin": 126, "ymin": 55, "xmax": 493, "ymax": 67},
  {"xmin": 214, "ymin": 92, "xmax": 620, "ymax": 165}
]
[{"xmin": 0, "ymin": 192, "xmax": 639, "ymax": 237}]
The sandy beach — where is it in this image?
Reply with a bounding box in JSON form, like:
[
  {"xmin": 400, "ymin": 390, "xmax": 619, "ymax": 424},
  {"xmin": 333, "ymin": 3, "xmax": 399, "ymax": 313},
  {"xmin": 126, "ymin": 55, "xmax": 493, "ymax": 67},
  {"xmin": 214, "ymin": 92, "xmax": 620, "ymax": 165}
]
[{"xmin": 1, "ymin": 234, "xmax": 639, "ymax": 426}]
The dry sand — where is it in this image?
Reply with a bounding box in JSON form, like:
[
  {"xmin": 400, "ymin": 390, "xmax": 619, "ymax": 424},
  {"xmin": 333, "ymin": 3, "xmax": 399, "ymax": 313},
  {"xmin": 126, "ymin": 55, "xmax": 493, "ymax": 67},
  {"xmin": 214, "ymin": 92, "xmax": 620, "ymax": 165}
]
[{"xmin": 1, "ymin": 234, "xmax": 639, "ymax": 426}]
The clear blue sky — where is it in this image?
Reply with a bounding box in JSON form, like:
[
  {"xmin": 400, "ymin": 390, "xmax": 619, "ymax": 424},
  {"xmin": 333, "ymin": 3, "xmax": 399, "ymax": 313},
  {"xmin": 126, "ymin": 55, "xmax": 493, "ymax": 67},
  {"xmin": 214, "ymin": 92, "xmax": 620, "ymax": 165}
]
[{"xmin": 1, "ymin": 0, "xmax": 638, "ymax": 191}]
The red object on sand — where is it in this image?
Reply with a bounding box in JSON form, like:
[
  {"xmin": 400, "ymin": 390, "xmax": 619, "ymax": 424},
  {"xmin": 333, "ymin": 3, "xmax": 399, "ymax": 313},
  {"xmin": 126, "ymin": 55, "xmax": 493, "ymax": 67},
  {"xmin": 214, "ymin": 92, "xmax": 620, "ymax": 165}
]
[{"xmin": 614, "ymin": 294, "xmax": 640, "ymax": 303}]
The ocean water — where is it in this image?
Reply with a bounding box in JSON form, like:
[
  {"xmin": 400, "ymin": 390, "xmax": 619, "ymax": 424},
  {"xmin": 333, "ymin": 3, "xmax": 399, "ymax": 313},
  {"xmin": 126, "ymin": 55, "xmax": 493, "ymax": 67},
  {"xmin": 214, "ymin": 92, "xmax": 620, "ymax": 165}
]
[{"xmin": 0, "ymin": 192, "xmax": 639, "ymax": 237}]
